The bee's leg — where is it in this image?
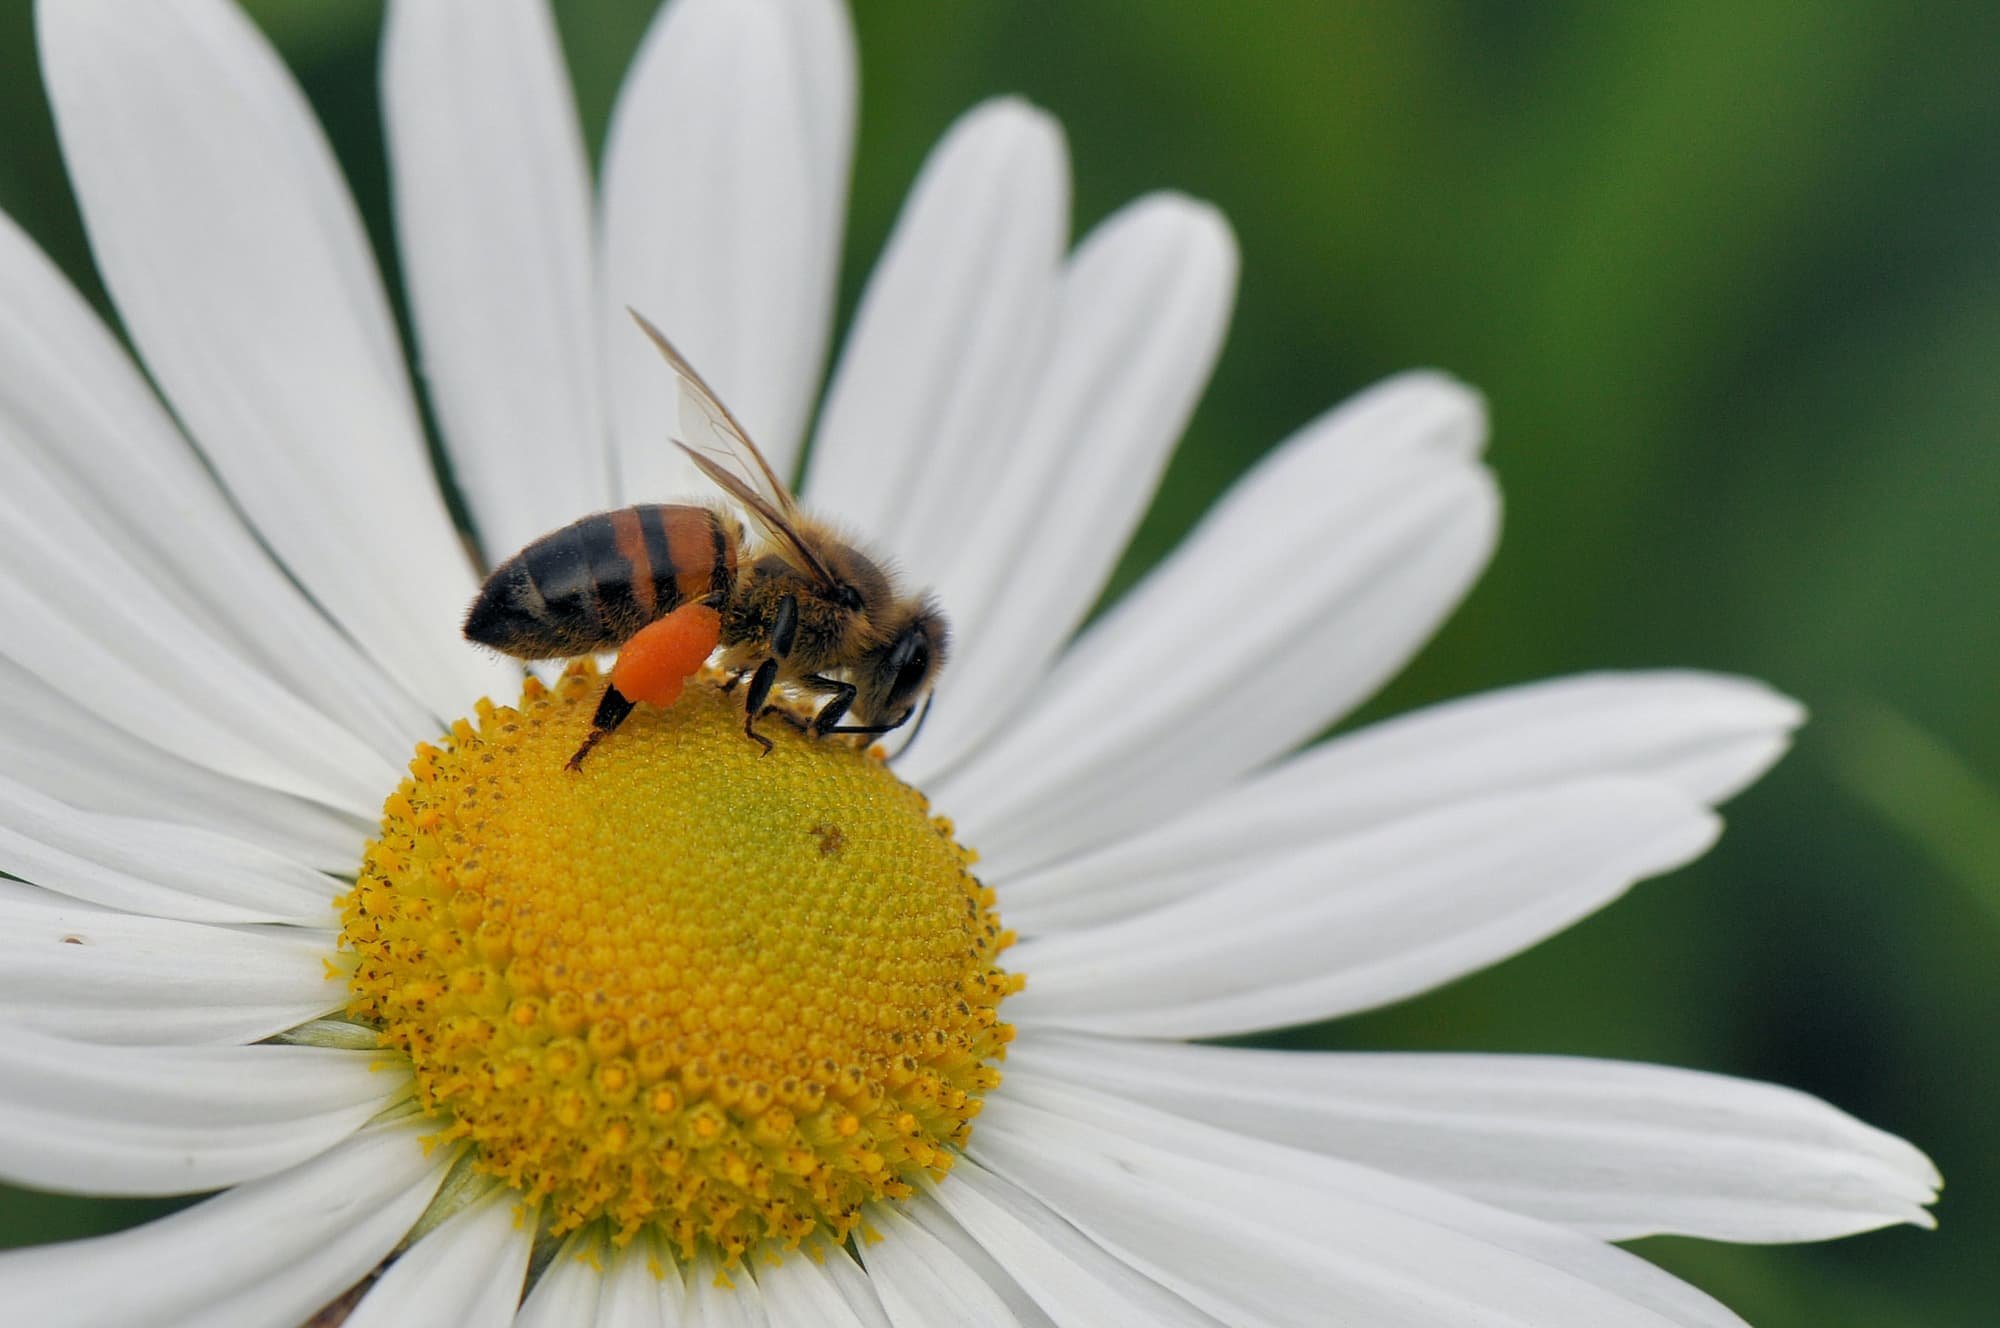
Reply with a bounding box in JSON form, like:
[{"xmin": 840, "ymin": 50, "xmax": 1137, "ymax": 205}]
[
  {"xmin": 769, "ymin": 594, "xmax": 800, "ymax": 658},
  {"xmin": 566, "ymin": 685, "xmax": 635, "ymax": 771},
  {"xmin": 816, "ymin": 705, "xmax": 917, "ymax": 739},
  {"xmin": 718, "ymin": 669, "xmax": 749, "ymax": 695},
  {"xmin": 569, "ymin": 603, "xmax": 722, "ymax": 771},
  {"xmin": 801, "ymin": 674, "xmax": 858, "ymax": 736},
  {"xmin": 739, "ymin": 658, "xmax": 778, "ymax": 755},
  {"xmin": 804, "ymin": 675, "xmax": 921, "ymax": 741},
  {"xmin": 737, "ymin": 594, "xmax": 800, "ymax": 755}
]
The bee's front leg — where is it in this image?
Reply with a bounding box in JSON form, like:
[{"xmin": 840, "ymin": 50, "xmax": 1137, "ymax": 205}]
[
  {"xmin": 802, "ymin": 674, "xmax": 858, "ymax": 736},
  {"xmin": 815, "ymin": 701, "xmax": 918, "ymax": 739}
]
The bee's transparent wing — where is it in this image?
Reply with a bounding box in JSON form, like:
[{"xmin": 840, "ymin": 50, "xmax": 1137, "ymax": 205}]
[
  {"xmin": 675, "ymin": 444, "xmax": 838, "ymax": 588},
  {"xmin": 627, "ymin": 309, "xmax": 838, "ymax": 588},
  {"xmin": 628, "ymin": 308, "xmax": 798, "ymax": 518}
]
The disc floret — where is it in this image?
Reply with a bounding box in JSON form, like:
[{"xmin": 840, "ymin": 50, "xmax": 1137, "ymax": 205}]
[{"xmin": 338, "ymin": 664, "xmax": 1018, "ymax": 1264}]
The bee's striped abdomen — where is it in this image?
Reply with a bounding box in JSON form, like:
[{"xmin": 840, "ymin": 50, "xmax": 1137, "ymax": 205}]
[{"xmin": 463, "ymin": 505, "xmax": 737, "ymax": 660}]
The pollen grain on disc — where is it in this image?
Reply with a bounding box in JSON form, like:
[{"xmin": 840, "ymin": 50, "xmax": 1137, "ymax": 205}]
[{"xmin": 336, "ymin": 664, "xmax": 1019, "ymax": 1265}]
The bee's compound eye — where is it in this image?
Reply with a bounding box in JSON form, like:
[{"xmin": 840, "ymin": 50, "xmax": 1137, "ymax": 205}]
[
  {"xmin": 884, "ymin": 630, "xmax": 932, "ymax": 709},
  {"xmin": 895, "ymin": 644, "xmax": 929, "ymax": 695}
]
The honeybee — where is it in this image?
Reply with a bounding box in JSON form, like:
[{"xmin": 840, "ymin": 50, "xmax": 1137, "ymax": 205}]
[{"xmin": 464, "ymin": 312, "xmax": 949, "ymax": 769}]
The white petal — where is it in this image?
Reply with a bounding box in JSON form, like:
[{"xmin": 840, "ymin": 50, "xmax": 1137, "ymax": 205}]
[
  {"xmin": 1007, "ymin": 779, "xmax": 1718, "ymax": 1038},
  {"xmin": 0, "ymin": 1120, "xmax": 448, "ymax": 1328},
  {"xmin": 757, "ymin": 1246, "xmax": 885, "ymax": 1328},
  {"xmin": 607, "ymin": 1233, "xmax": 679, "ymax": 1328},
  {"xmin": 347, "ymin": 1188, "xmax": 533, "ymax": 1328},
  {"xmin": 811, "ymin": 1240, "xmax": 897, "ymax": 1328},
  {"xmin": 685, "ymin": 1249, "xmax": 767, "ymax": 1326},
  {"xmin": 898, "ymin": 194, "xmax": 1237, "ymax": 784},
  {"xmin": 0, "ymin": 453, "xmax": 401, "ymax": 811},
  {"xmin": 39, "ymin": 0, "xmax": 506, "ymax": 717},
  {"xmin": 385, "ymin": 0, "xmax": 610, "ymax": 563},
  {"xmin": 1003, "ymin": 669, "xmax": 1801, "ymax": 932},
  {"xmin": 0, "ymin": 771, "xmax": 338, "ymax": 924},
  {"xmin": 972, "ymin": 1073, "xmax": 1746, "ymax": 1328},
  {"xmin": 805, "ymin": 99, "xmax": 1067, "ymax": 558},
  {"xmin": 525, "ymin": 1231, "xmax": 677, "ymax": 1328},
  {"xmin": 515, "ymin": 1230, "xmax": 606, "ymax": 1328},
  {"xmin": 0, "ymin": 1029, "xmax": 404, "ymax": 1197},
  {"xmin": 1010, "ymin": 1032, "xmax": 1940, "ymax": 1243},
  {"xmin": 1292, "ymin": 668, "xmax": 1806, "ymax": 809},
  {"xmin": 0, "ymin": 210, "xmax": 433, "ymax": 752},
  {"xmin": 888, "ymin": 1198, "xmax": 1055, "ymax": 1328},
  {"xmin": 603, "ymin": 0, "xmax": 855, "ymax": 501},
  {"xmin": 862, "ymin": 1207, "xmax": 1031, "ymax": 1328},
  {"xmin": 0, "ymin": 881, "xmax": 339, "ymax": 1044},
  {"xmin": 0, "ymin": 656, "xmax": 369, "ymax": 873},
  {"xmin": 941, "ymin": 373, "xmax": 1496, "ymax": 878},
  {"xmin": 917, "ymin": 1163, "xmax": 1219, "ymax": 1326}
]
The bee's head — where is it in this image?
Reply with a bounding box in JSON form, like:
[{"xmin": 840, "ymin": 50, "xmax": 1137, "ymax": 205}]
[{"xmin": 857, "ymin": 598, "xmax": 950, "ymax": 727}]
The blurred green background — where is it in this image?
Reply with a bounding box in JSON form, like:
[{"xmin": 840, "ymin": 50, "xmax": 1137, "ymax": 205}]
[{"xmin": 1, "ymin": 2, "xmax": 1993, "ymax": 1324}]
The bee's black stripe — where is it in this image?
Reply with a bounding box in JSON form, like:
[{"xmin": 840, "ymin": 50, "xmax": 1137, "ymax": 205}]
[
  {"xmin": 706, "ymin": 509, "xmax": 732, "ymax": 610},
  {"xmin": 522, "ymin": 518, "xmax": 604, "ymax": 652},
  {"xmin": 580, "ymin": 510, "xmax": 643, "ymax": 638},
  {"xmin": 638, "ymin": 505, "xmax": 684, "ymax": 616}
]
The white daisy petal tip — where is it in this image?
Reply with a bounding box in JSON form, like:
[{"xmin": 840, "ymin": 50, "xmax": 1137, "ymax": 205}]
[
  {"xmin": 1746, "ymin": 675, "xmax": 1808, "ymax": 730},
  {"xmin": 1600, "ymin": 1086, "xmax": 1943, "ymax": 1245},
  {"xmin": 804, "ymin": 86, "xmax": 1071, "ymax": 546},
  {"xmin": 1640, "ymin": 670, "xmax": 1806, "ymax": 738},
  {"xmin": 889, "ymin": 180, "xmax": 1242, "ymax": 782},
  {"xmin": 966, "ymin": 1081, "xmax": 1757, "ymax": 1328},
  {"xmin": 1007, "ymin": 1031, "xmax": 1940, "ymax": 1248},
  {"xmin": 1116, "ymin": 188, "xmax": 1241, "ymax": 295},
  {"xmin": 1650, "ymin": 670, "xmax": 1807, "ymax": 802},
  {"xmin": 1335, "ymin": 364, "xmax": 1492, "ymax": 461},
  {"xmin": 996, "ymin": 664, "xmax": 1804, "ymax": 935},
  {"xmin": 958, "ymin": 92, "xmax": 1069, "ymax": 151}
]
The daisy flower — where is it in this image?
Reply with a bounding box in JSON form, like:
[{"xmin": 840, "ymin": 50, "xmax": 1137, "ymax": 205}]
[{"xmin": 0, "ymin": 1, "xmax": 1937, "ymax": 1325}]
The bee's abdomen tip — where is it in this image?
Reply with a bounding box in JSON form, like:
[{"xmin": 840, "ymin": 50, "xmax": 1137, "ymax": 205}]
[
  {"xmin": 462, "ymin": 589, "xmax": 509, "ymax": 648},
  {"xmin": 462, "ymin": 574, "xmax": 547, "ymax": 655}
]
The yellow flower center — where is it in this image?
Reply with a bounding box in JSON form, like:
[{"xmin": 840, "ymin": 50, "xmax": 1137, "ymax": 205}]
[{"xmin": 337, "ymin": 664, "xmax": 1018, "ymax": 1266}]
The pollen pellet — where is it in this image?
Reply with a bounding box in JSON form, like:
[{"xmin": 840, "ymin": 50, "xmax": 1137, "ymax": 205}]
[{"xmin": 337, "ymin": 662, "xmax": 1016, "ymax": 1263}]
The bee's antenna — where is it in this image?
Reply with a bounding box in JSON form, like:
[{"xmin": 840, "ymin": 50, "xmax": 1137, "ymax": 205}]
[{"xmin": 884, "ymin": 693, "xmax": 937, "ymax": 763}]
